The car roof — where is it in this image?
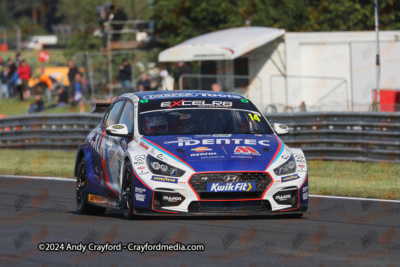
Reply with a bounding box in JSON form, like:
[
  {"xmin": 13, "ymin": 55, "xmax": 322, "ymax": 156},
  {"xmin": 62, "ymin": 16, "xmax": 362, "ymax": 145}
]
[{"xmin": 132, "ymin": 90, "xmax": 245, "ymax": 100}]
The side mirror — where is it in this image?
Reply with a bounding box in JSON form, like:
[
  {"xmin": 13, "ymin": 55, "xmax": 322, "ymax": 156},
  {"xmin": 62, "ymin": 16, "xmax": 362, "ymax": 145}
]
[
  {"xmin": 106, "ymin": 124, "xmax": 130, "ymax": 138},
  {"xmin": 273, "ymin": 123, "xmax": 289, "ymax": 136}
]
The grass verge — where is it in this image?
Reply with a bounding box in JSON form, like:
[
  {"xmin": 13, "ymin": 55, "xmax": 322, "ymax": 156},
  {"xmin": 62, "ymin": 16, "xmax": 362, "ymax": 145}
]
[
  {"xmin": 0, "ymin": 97, "xmax": 90, "ymax": 116},
  {"xmin": 308, "ymin": 160, "xmax": 400, "ymax": 200},
  {"xmin": 0, "ymin": 149, "xmax": 76, "ymax": 178},
  {"xmin": 0, "ymin": 149, "xmax": 399, "ymax": 199}
]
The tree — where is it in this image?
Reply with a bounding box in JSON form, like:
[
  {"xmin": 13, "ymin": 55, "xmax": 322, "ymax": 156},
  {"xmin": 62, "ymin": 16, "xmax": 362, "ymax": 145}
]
[{"xmin": 152, "ymin": 0, "xmax": 400, "ymax": 47}]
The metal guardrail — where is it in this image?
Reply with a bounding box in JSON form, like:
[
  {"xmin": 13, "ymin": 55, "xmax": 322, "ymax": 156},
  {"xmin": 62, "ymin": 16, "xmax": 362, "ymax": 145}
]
[
  {"xmin": 0, "ymin": 112, "xmax": 399, "ymax": 163},
  {"xmin": 266, "ymin": 112, "xmax": 400, "ymax": 163},
  {"xmin": 0, "ymin": 114, "xmax": 102, "ymax": 150}
]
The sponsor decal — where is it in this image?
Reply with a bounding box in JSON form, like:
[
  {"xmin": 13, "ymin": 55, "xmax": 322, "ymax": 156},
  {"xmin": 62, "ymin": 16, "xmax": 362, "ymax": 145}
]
[
  {"xmin": 281, "ymin": 153, "xmax": 290, "ymax": 160},
  {"xmin": 298, "ymin": 164, "xmax": 306, "ymax": 168},
  {"xmin": 134, "ymin": 155, "xmax": 146, "ymax": 165},
  {"xmin": 293, "ymin": 153, "xmax": 306, "ymax": 163},
  {"xmin": 303, "ymin": 193, "xmax": 308, "ymax": 200},
  {"xmin": 137, "ymin": 166, "xmax": 145, "ymax": 170},
  {"xmin": 164, "ymin": 138, "xmax": 270, "ymax": 147},
  {"xmin": 281, "ymin": 174, "xmax": 300, "ymax": 183},
  {"xmin": 303, "ymin": 186, "xmax": 308, "ymax": 193},
  {"xmin": 234, "ymin": 146, "xmax": 259, "ymax": 155},
  {"xmin": 139, "ymin": 141, "xmax": 149, "ymax": 150},
  {"xmin": 112, "ymin": 125, "xmax": 124, "ymax": 129},
  {"xmin": 207, "ymin": 182, "xmax": 255, "ymax": 192},
  {"xmin": 139, "ymin": 99, "xmax": 148, "ymax": 103},
  {"xmin": 151, "ymin": 176, "xmax": 178, "ymax": 184},
  {"xmin": 137, "ymin": 170, "xmax": 149, "ymax": 175},
  {"xmin": 170, "ymin": 168, "xmax": 178, "ymax": 176},
  {"xmin": 135, "ymin": 187, "xmax": 146, "ymax": 193},
  {"xmin": 213, "ymin": 134, "xmax": 231, "ymax": 137},
  {"xmin": 88, "ymin": 194, "xmax": 118, "ymax": 206},
  {"xmin": 156, "ymin": 154, "xmax": 163, "ymax": 160},
  {"xmin": 134, "ymin": 155, "xmax": 145, "ymax": 161},
  {"xmin": 279, "ymin": 125, "xmax": 288, "ymax": 129},
  {"xmin": 161, "ymin": 100, "xmax": 233, "ymax": 108},
  {"xmin": 142, "ymin": 93, "xmax": 242, "ymax": 99},
  {"xmin": 135, "ymin": 193, "xmax": 145, "ymax": 202},
  {"xmin": 88, "ymin": 194, "xmax": 103, "ymax": 203},
  {"xmin": 163, "ymin": 196, "xmax": 182, "ymax": 203},
  {"xmin": 190, "ymin": 152, "xmax": 218, "ymax": 157},
  {"xmin": 191, "ymin": 147, "xmax": 212, "ymax": 152},
  {"xmin": 275, "ymin": 194, "xmax": 291, "ymax": 201}
]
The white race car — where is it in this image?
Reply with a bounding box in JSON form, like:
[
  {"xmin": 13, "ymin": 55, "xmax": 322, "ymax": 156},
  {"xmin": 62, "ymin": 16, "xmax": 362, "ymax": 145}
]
[{"xmin": 75, "ymin": 91, "xmax": 308, "ymax": 219}]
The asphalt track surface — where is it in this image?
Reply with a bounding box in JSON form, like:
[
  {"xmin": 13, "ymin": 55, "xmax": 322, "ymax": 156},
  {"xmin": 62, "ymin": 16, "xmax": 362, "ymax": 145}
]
[{"xmin": 1, "ymin": 176, "xmax": 400, "ymax": 267}]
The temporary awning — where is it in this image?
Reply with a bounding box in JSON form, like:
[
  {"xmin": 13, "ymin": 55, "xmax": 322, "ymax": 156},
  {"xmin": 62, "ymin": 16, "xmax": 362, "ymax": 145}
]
[{"xmin": 158, "ymin": 26, "xmax": 285, "ymax": 62}]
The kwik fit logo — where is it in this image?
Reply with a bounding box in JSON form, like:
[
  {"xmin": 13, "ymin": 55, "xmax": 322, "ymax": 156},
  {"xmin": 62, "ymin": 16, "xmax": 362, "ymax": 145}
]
[{"xmin": 207, "ymin": 182, "xmax": 256, "ymax": 192}]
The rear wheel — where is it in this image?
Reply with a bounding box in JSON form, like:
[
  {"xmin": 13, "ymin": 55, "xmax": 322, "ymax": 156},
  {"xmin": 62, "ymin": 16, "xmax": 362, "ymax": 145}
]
[
  {"xmin": 76, "ymin": 158, "xmax": 106, "ymax": 215},
  {"xmin": 121, "ymin": 161, "xmax": 135, "ymax": 219}
]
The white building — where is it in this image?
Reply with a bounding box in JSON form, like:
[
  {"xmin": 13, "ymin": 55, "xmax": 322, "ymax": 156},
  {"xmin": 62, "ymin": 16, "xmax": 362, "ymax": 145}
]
[{"xmin": 159, "ymin": 27, "xmax": 400, "ymax": 113}]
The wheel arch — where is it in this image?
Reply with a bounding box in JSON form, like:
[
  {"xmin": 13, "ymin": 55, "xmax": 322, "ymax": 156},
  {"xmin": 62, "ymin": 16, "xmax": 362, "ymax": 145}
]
[{"xmin": 74, "ymin": 145, "xmax": 87, "ymax": 177}]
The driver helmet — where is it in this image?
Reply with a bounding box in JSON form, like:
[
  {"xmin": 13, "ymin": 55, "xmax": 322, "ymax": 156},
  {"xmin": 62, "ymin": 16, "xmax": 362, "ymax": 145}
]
[{"xmin": 144, "ymin": 113, "xmax": 168, "ymax": 134}]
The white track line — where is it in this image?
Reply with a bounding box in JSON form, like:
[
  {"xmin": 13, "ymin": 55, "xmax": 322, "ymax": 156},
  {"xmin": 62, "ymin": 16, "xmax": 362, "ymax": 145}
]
[
  {"xmin": 309, "ymin": 194, "xmax": 400, "ymax": 203},
  {"xmin": 0, "ymin": 175, "xmax": 399, "ymax": 203},
  {"xmin": 0, "ymin": 174, "xmax": 75, "ymax": 182}
]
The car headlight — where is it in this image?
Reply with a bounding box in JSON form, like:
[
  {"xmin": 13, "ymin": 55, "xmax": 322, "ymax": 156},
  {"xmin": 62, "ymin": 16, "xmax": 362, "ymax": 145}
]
[
  {"xmin": 274, "ymin": 154, "xmax": 296, "ymax": 176},
  {"xmin": 146, "ymin": 155, "xmax": 185, "ymax": 177}
]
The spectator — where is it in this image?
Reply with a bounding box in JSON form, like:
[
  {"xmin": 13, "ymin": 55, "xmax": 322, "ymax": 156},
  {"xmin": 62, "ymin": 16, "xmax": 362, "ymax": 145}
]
[
  {"xmin": 1, "ymin": 67, "xmax": 9, "ymax": 99},
  {"xmin": 211, "ymin": 83, "xmax": 221, "ymax": 92},
  {"xmin": 28, "ymin": 95, "xmax": 45, "ymax": 114},
  {"xmin": 109, "ymin": 4, "xmax": 127, "ymax": 41},
  {"xmin": 159, "ymin": 70, "xmax": 174, "ymax": 91},
  {"xmin": 175, "ymin": 61, "xmax": 193, "ymax": 89},
  {"xmin": 68, "ymin": 61, "xmax": 78, "ymax": 94},
  {"xmin": 136, "ymin": 73, "xmax": 151, "ymax": 92},
  {"xmin": 150, "ymin": 80, "xmax": 158, "ymax": 91},
  {"xmin": 70, "ymin": 72, "xmax": 85, "ymax": 113},
  {"xmin": 15, "ymin": 52, "xmax": 22, "ymax": 66},
  {"xmin": 9, "ymin": 70, "xmax": 21, "ymax": 99},
  {"xmin": 17, "ymin": 60, "xmax": 31, "ymax": 100},
  {"xmin": 7, "ymin": 58, "xmax": 17, "ymax": 97},
  {"xmin": 47, "ymin": 87, "xmax": 68, "ymax": 109},
  {"xmin": 118, "ymin": 59, "xmax": 132, "ymax": 91}
]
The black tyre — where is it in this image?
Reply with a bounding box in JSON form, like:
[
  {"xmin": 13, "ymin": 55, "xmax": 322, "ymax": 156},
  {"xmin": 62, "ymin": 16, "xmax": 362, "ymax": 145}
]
[
  {"xmin": 76, "ymin": 158, "xmax": 106, "ymax": 215},
  {"xmin": 121, "ymin": 161, "xmax": 135, "ymax": 219}
]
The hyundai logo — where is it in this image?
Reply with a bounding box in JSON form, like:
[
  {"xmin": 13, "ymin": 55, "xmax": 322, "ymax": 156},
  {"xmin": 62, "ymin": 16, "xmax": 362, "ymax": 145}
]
[{"xmin": 223, "ymin": 175, "xmax": 239, "ymax": 183}]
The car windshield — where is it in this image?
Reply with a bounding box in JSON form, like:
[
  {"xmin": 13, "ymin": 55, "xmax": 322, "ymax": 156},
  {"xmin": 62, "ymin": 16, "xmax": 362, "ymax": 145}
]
[{"xmin": 138, "ymin": 98, "xmax": 274, "ymax": 136}]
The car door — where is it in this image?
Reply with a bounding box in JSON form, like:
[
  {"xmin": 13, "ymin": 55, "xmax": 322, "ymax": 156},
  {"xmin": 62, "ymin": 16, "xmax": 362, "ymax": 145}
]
[
  {"xmin": 108, "ymin": 100, "xmax": 135, "ymax": 190},
  {"xmin": 101, "ymin": 100, "xmax": 125, "ymax": 198}
]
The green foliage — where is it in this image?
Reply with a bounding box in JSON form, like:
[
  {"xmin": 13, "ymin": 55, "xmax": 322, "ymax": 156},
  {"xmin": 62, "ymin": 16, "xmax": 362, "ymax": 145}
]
[
  {"xmin": 63, "ymin": 34, "xmax": 102, "ymax": 60},
  {"xmin": 152, "ymin": 0, "xmax": 400, "ymax": 47}
]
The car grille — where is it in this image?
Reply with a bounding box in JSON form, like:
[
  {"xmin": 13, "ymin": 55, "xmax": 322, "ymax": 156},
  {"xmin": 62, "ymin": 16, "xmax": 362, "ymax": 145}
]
[{"xmin": 189, "ymin": 172, "xmax": 273, "ymax": 200}]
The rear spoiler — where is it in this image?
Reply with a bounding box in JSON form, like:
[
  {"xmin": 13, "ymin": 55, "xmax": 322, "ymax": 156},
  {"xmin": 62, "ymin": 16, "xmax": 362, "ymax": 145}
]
[{"xmin": 90, "ymin": 99, "xmax": 111, "ymax": 113}]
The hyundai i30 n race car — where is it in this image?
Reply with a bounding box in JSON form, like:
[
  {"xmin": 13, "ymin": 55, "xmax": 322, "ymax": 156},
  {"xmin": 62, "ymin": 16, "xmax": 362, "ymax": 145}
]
[{"xmin": 75, "ymin": 91, "xmax": 308, "ymax": 219}]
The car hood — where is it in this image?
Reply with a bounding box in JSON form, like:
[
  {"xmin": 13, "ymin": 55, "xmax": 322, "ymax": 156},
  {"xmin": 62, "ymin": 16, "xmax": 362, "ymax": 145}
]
[{"xmin": 141, "ymin": 134, "xmax": 283, "ymax": 172}]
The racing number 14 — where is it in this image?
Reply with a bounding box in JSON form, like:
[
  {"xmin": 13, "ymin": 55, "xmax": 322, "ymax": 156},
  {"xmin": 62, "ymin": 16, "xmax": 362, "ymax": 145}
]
[{"xmin": 248, "ymin": 113, "xmax": 260, "ymax": 122}]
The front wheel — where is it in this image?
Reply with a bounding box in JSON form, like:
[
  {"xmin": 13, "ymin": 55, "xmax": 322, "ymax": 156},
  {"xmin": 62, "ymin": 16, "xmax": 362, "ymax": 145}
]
[
  {"xmin": 76, "ymin": 158, "xmax": 106, "ymax": 215},
  {"xmin": 121, "ymin": 161, "xmax": 135, "ymax": 219}
]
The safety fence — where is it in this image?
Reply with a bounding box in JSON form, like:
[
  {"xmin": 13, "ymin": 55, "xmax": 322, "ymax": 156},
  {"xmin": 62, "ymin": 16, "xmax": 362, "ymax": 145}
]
[
  {"xmin": 0, "ymin": 112, "xmax": 399, "ymax": 163},
  {"xmin": 0, "ymin": 113, "xmax": 102, "ymax": 150},
  {"xmin": 267, "ymin": 112, "xmax": 400, "ymax": 163}
]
